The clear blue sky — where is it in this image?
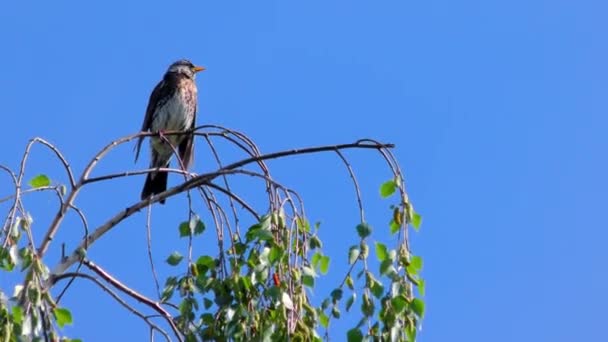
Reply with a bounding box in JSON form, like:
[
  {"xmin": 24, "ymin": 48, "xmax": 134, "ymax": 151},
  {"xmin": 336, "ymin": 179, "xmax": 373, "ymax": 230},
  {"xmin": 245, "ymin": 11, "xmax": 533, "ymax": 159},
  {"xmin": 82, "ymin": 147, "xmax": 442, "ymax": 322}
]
[{"xmin": 1, "ymin": 1, "xmax": 606, "ymax": 341}]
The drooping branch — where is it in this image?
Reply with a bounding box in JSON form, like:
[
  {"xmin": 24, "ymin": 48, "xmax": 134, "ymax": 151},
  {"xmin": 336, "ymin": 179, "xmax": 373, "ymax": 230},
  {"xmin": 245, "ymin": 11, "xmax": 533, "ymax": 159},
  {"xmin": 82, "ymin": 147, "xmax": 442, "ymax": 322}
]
[
  {"xmin": 53, "ymin": 260, "xmax": 183, "ymax": 341},
  {"xmin": 51, "ymin": 139, "xmax": 394, "ymax": 276},
  {"xmin": 53, "ymin": 272, "xmax": 171, "ymax": 342},
  {"xmin": 2, "ymin": 126, "xmax": 417, "ymax": 341}
]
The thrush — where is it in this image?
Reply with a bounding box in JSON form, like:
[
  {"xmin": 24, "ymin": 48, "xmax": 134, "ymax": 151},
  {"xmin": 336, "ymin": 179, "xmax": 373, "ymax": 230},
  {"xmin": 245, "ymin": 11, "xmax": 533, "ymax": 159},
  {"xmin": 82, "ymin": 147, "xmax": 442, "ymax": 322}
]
[{"xmin": 135, "ymin": 59, "xmax": 205, "ymax": 204}]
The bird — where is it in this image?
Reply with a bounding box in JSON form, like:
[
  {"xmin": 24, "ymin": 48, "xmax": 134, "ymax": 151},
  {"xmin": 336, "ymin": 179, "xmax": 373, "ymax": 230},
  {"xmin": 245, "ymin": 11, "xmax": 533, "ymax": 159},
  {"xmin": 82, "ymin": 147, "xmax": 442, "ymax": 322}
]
[{"xmin": 135, "ymin": 59, "xmax": 205, "ymax": 204}]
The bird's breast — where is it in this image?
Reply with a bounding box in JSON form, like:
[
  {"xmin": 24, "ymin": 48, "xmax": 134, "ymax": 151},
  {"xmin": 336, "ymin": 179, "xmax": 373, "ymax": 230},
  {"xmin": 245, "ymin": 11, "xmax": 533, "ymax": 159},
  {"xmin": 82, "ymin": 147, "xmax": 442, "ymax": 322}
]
[
  {"xmin": 151, "ymin": 81, "xmax": 197, "ymax": 132},
  {"xmin": 149, "ymin": 80, "xmax": 197, "ymax": 153}
]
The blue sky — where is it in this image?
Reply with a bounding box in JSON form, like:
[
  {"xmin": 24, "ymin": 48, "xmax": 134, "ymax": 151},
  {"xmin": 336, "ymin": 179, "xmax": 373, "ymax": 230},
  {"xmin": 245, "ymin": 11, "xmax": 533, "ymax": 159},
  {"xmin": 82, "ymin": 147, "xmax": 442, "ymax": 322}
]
[{"xmin": 1, "ymin": 1, "xmax": 606, "ymax": 341}]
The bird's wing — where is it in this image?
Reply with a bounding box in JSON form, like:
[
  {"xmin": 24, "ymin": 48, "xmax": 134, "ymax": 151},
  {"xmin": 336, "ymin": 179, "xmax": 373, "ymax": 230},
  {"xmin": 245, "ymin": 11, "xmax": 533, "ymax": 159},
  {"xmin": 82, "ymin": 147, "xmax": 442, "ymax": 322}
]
[
  {"xmin": 135, "ymin": 79, "xmax": 169, "ymax": 163},
  {"xmin": 178, "ymin": 110, "xmax": 196, "ymax": 170}
]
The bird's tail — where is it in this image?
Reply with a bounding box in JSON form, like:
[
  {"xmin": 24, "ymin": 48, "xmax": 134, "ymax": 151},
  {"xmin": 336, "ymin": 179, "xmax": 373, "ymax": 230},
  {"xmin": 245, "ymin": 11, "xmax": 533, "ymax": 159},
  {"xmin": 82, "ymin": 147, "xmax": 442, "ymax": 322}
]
[{"xmin": 141, "ymin": 170, "xmax": 168, "ymax": 204}]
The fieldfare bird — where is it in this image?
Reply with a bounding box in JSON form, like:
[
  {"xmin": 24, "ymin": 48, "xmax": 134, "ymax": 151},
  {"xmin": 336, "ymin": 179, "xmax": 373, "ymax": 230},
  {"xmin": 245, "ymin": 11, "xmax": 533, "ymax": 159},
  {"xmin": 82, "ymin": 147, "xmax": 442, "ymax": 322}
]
[{"xmin": 135, "ymin": 59, "xmax": 205, "ymax": 204}]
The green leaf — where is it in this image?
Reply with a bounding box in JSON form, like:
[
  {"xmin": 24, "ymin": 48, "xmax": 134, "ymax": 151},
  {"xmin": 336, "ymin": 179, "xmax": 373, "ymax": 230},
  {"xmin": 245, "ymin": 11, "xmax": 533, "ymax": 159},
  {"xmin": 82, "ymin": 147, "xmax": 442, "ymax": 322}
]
[
  {"xmin": 178, "ymin": 221, "xmax": 190, "ymax": 237},
  {"xmin": 346, "ymin": 275, "xmax": 354, "ymax": 290},
  {"xmin": 407, "ymin": 255, "xmax": 423, "ymax": 276},
  {"xmin": 380, "ymin": 259, "xmax": 392, "ymax": 275},
  {"xmin": 348, "ymin": 246, "xmax": 360, "ymax": 265},
  {"xmin": 379, "ymin": 180, "xmax": 397, "ymax": 198},
  {"xmin": 319, "ymin": 312, "xmax": 329, "ymax": 328},
  {"xmin": 361, "ymin": 293, "xmax": 375, "ymax": 317},
  {"xmin": 356, "ymin": 223, "xmax": 371, "ymax": 238},
  {"xmin": 27, "ymin": 284, "xmax": 40, "ymax": 305},
  {"xmin": 179, "ymin": 297, "xmax": 195, "ymax": 316},
  {"xmin": 309, "ymin": 235, "xmax": 322, "ymax": 249},
  {"xmin": 410, "ymin": 256, "xmax": 423, "ymax": 271},
  {"xmin": 319, "ymin": 255, "xmax": 330, "ymax": 275},
  {"xmin": 166, "ymin": 252, "xmax": 183, "ymax": 266},
  {"xmin": 411, "ymin": 298, "xmax": 425, "ymax": 317},
  {"xmin": 360, "ymin": 242, "xmax": 369, "ymax": 259},
  {"xmin": 370, "ymin": 281, "xmax": 384, "ymax": 299},
  {"xmin": 302, "ymin": 266, "xmax": 317, "ymax": 277},
  {"xmin": 10, "ymin": 218, "xmax": 21, "ymax": 239},
  {"xmin": 347, "ymin": 328, "xmax": 363, "ymax": 342},
  {"xmin": 233, "ymin": 242, "xmax": 247, "ymax": 256},
  {"xmin": 203, "ymin": 298, "xmax": 213, "ymax": 309},
  {"xmin": 418, "ymin": 278, "xmax": 426, "ymax": 296},
  {"xmin": 190, "ymin": 216, "xmax": 205, "ymax": 235},
  {"xmin": 12, "ymin": 306, "xmax": 23, "ymax": 324},
  {"xmin": 297, "ymin": 217, "xmax": 311, "ymax": 232},
  {"xmin": 331, "ymin": 306, "xmax": 341, "ymax": 319},
  {"xmin": 311, "ymin": 252, "xmax": 322, "ymax": 269},
  {"xmin": 374, "ymin": 242, "xmax": 388, "ymax": 262},
  {"xmin": 345, "ymin": 293, "xmax": 356, "ymax": 312},
  {"xmin": 330, "ymin": 289, "xmax": 343, "ymax": 302},
  {"xmin": 259, "ymin": 214, "xmax": 272, "ymax": 230},
  {"xmin": 28, "ymin": 174, "xmax": 50, "ymax": 188},
  {"xmin": 19, "ymin": 247, "xmax": 32, "ymax": 271},
  {"xmin": 201, "ymin": 313, "xmax": 214, "ymax": 325},
  {"xmin": 406, "ymin": 323, "xmax": 417, "ymax": 341},
  {"xmin": 302, "ymin": 275, "xmax": 315, "ymax": 288},
  {"xmin": 246, "ymin": 226, "xmax": 274, "ymax": 242},
  {"xmin": 391, "ymin": 296, "xmax": 408, "ymax": 313},
  {"xmin": 161, "ymin": 277, "xmax": 177, "ymax": 302},
  {"xmin": 269, "ymin": 246, "xmax": 282, "ymax": 264},
  {"xmin": 196, "ymin": 255, "xmax": 215, "ymax": 269},
  {"xmin": 411, "ymin": 212, "xmax": 422, "ymax": 231},
  {"xmin": 53, "ymin": 307, "xmax": 73, "ymax": 328},
  {"xmin": 389, "ymin": 219, "xmax": 400, "ymax": 235}
]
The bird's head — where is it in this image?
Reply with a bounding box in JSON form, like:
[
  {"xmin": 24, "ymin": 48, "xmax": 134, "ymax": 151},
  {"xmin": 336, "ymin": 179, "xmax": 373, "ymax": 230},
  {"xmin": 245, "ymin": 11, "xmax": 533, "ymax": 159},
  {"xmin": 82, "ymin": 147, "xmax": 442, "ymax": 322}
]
[{"xmin": 167, "ymin": 59, "xmax": 206, "ymax": 79}]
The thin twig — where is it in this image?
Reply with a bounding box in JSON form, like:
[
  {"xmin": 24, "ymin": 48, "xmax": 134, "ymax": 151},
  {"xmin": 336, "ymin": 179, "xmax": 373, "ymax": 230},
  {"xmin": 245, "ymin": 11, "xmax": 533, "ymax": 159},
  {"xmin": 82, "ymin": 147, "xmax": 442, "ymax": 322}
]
[
  {"xmin": 203, "ymin": 135, "xmax": 241, "ymax": 237},
  {"xmin": 334, "ymin": 149, "xmax": 365, "ymax": 223},
  {"xmin": 51, "ymin": 140, "xmax": 393, "ymax": 276},
  {"xmin": 53, "ymin": 272, "xmax": 171, "ymax": 341},
  {"xmin": 77, "ymin": 260, "xmax": 182, "ymax": 341},
  {"xmin": 204, "ymin": 182, "xmax": 260, "ymax": 221},
  {"xmin": 146, "ymin": 206, "xmax": 161, "ymax": 299}
]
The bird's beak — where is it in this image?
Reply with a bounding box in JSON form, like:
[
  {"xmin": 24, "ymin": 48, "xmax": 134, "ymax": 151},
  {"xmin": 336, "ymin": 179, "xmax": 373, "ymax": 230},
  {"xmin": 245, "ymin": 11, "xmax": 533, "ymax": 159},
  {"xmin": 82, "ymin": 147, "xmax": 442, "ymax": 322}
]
[{"xmin": 193, "ymin": 66, "xmax": 206, "ymax": 73}]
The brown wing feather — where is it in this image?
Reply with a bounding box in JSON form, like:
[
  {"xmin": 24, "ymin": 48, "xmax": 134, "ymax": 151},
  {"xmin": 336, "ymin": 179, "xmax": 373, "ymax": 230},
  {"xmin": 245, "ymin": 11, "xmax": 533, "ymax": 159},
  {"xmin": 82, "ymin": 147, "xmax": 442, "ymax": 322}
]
[
  {"xmin": 178, "ymin": 115, "xmax": 195, "ymax": 169},
  {"xmin": 134, "ymin": 78, "xmax": 175, "ymax": 163},
  {"xmin": 178, "ymin": 82, "xmax": 197, "ymax": 170}
]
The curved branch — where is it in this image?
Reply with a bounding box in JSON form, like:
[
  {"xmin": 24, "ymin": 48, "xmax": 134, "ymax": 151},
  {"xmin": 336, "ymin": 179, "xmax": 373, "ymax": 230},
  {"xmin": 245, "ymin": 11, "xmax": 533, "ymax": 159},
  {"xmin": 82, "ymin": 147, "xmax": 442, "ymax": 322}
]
[
  {"xmin": 53, "ymin": 272, "xmax": 171, "ymax": 341},
  {"xmin": 74, "ymin": 260, "xmax": 182, "ymax": 341},
  {"xmin": 204, "ymin": 182, "xmax": 260, "ymax": 221},
  {"xmin": 51, "ymin": 140, "xmax": 393, "ymax": 276},
  {"xmin": 334, "ymin": 149, "xmax": 365, "ymax": 223}
]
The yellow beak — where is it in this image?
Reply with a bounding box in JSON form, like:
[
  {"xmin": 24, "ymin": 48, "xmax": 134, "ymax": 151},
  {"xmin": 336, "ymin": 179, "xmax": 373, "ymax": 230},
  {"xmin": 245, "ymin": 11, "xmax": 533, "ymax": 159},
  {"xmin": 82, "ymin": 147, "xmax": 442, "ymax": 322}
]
[{"xmin": 193, "ymin": 66, "xmax": 206, "ymax": 73}]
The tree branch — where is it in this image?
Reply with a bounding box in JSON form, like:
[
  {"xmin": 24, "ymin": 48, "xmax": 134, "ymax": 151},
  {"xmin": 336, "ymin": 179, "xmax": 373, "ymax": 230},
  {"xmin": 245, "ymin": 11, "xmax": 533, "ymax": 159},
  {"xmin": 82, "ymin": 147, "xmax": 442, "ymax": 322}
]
[
  {"xmin": 53, "ymin": 272, "xmax": 171, "ymax": 341},
  {"xmin": 51, "ymin": 140, "xmax": 393, "ymax": 277},
  {"xmin": 67, "ymin": 260, "xmax": 182, "ymax": 341}
]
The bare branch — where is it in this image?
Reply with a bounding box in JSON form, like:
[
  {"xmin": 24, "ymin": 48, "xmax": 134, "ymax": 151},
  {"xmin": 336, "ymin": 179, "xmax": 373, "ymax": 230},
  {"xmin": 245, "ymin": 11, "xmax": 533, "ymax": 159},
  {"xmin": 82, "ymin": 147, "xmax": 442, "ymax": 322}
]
[
  {"xmin": 334, "ymin": 149, "xmax": 365, "ymax": 223},
  {"xmin": 203, "ymin": 134, "xmax": 241, "ymax": 236},
  {"xmin": 204, "ymin": 182, "xmax": 260, "ymax": 221},
  {"xmin": 53, "ymin": 272, "xmax": 171, "ymax": 341},
  {"xmin": 53, "ymin": 140, "xmax": 392, "ymax": 276},
  {"xmin": 145, "ymin": 206, "xmax": 161, "ymax": 299},
  {"xmin": 73, "ymin": 260, "xmax": 182, "ymax": 341}
]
